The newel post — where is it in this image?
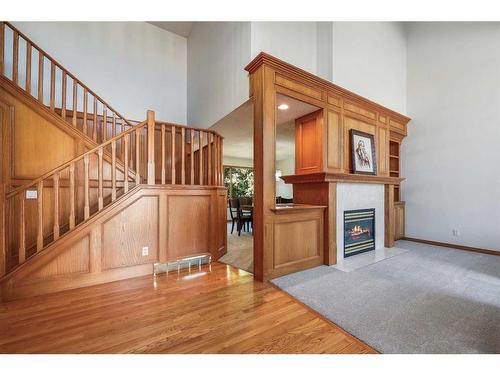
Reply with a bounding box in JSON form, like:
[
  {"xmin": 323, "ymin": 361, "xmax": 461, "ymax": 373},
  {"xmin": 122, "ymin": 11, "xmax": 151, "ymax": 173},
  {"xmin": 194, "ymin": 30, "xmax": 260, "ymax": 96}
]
[{"xmin": 147, "ymin": 110, "xmax": 155, "ymax": 185}]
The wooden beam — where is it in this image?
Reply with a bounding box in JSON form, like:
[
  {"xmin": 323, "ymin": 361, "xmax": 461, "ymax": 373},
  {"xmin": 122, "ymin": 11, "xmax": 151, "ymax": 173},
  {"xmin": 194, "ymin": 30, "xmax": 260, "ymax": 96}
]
[{"xmin": 252, "ymin": 65, "xmax": 277, "ymax": 282}]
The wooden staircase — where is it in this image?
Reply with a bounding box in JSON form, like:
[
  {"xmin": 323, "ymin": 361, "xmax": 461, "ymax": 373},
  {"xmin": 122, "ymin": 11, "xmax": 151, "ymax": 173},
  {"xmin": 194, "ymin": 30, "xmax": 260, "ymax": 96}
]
[{"xmin": 0, "ymin": 22, "xmax": 226, "ymax": 299}]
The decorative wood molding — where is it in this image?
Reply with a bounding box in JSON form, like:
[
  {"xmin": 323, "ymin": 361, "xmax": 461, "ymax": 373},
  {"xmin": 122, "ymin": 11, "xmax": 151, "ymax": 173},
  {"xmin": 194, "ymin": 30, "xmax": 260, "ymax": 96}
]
[
  {"xmin": 281, "ymin": 172, "xmax": 404, "ymax": 185},
  {"xmin": 245, "ymin": 52, "xmax": 411, "ymax": 125}
]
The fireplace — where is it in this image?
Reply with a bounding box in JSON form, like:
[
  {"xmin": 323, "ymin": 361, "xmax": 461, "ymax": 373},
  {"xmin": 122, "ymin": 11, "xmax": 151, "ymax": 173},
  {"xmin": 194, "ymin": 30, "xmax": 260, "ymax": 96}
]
[{"xmin": 343, "ymin": 208, "xmax": 375, "ymax": 257}]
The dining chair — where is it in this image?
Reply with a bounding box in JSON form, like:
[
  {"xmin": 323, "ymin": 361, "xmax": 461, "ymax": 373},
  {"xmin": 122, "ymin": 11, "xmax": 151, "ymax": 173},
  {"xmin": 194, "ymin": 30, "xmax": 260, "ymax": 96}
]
[
  {"xmin": 236, "ymin": 197, "xmax": 253, "ymax": 236},
  {"xmin": 228, "ymin": 198, "xmax": 239, "ymax": 234}
]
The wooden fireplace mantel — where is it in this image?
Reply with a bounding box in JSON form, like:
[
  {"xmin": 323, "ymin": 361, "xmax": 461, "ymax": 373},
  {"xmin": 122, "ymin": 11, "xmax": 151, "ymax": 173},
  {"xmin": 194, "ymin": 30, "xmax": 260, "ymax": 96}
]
[
  {"xmin": 281, "ymin": 172, "xmax": 405, "ymax": 185},
  {"xmin": 246, "ymin": 51, "xmax": 411, "ymax": 282}
]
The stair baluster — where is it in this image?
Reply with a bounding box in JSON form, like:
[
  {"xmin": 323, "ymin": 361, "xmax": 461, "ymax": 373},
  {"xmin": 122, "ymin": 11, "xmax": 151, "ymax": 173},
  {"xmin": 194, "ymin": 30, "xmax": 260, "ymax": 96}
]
[{"xmin": 171, "ymin": 125, "xmax": 176, "ymax": 185}]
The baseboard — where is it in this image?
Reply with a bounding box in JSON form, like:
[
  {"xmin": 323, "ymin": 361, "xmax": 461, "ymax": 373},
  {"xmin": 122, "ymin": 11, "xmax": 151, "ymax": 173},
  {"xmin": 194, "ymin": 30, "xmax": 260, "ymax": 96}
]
[{"xmin": 402, "ymin": 237, "xmax": 499, "ymax": 257}]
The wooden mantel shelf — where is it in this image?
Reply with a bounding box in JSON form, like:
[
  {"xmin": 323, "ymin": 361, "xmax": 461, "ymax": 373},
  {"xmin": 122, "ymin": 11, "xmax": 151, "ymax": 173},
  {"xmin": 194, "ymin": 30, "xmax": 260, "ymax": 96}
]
[{"xmin": 281, "ymin": 172, "xmax": 405, "ymax": 185}]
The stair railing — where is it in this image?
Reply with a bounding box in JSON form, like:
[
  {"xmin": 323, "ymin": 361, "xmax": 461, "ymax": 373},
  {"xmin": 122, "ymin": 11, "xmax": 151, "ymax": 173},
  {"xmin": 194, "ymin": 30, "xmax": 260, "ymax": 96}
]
[
  {"xmin": 155, "ymin": 121, "xmax": 223, "ymax": 186},
  {"xmin": 0, "ymin": 21, "xmax": 135, "ymax": 145},
  {"xmin": 3, "ymin": 111, "xmax": 153, "ymax": 273},
  {"xmin": 1, "ymin": 109, "xmax": 224, "ymax": 276}
]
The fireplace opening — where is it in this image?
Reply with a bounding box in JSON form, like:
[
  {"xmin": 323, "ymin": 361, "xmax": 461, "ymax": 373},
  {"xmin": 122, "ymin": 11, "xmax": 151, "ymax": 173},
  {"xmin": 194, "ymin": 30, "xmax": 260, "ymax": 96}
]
[{"xmin": 344, "ymin": 208, "xmax": 375, "ymax": 257}]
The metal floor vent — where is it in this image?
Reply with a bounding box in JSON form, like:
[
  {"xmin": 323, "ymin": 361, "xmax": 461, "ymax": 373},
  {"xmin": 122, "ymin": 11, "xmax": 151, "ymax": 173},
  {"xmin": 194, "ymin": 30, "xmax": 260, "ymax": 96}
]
[{"xmin": 153, "ymin": 254, "xmax": 212, "ymax": 276}]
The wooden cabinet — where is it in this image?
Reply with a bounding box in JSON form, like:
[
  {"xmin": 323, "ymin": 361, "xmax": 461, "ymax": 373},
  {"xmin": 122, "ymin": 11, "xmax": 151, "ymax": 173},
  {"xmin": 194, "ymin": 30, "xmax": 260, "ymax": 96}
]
[
  {"xmin": 295, "ymin": 110, "xmax": 323, "ymax": 175},
  {"xmin": 394, "ymin": 202, "xmax": 405, "ymax": 240}
]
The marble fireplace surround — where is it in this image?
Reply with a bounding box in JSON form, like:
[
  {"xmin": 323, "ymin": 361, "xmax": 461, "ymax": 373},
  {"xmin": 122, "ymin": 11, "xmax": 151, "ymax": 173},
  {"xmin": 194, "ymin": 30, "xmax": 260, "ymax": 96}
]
[{"xmin": 336, "ymin": 183, "xmax": 385, "ymax": 263}]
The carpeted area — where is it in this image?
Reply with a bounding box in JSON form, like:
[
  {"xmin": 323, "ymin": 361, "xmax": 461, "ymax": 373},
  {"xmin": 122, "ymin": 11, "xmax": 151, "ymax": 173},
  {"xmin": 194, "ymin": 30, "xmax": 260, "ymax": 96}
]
[{"xmin": 271, "ymin": 240, "xmax": 500, "ymax": 353}]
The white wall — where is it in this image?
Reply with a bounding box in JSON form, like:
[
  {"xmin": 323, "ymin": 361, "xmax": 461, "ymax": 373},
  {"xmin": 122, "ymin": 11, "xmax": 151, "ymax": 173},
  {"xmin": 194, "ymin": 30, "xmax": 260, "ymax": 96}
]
[
  {"xmin": 404, "ymin": 22, "xmax": 500, "ymax": 251},
  {"xmin": 251, "ymin": 22, "xmax": 320, "ymax": 75},
  {"xmin": 11, "ymin": 22, "xmax": 187, "ymax": 122},
  {"xmin": 187, "ymin": 22, "xmax": 250, "ymax": 129},
  {"xmin": 276, "ymin": 158, "xmax": 294, "ymax": 199},
  {"xmin": 332, "ymin": 22, "xmax": 407, "ymax": 114}
]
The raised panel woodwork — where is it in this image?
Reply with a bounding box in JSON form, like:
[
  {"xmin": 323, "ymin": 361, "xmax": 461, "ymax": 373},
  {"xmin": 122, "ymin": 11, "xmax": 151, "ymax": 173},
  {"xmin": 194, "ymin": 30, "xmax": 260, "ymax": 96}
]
[
  {"xmin": 29, "ymin": 235, "xmax": 89, "ymax": 281},
  {"xmin": 1, "ymin": 186, "xmax": 226, "ymax": 301},
  {"xmin": 275, "ymin": 74, "xmax": 323, "ymax": 101},
  {"xmin": 394, "ymin": 202, "xmax": 405, "ymax": 240},
  {"xmin": 295, "ymin": 110, "xmax": 323, "ymax": 174},
  {"xmin": 327, "ymin": 109, "xmax": 342, "ymax": 171},
  {"xmin": 102, "ymin": 195, "xmax": 159, "ymax": 270},
  {"xmin": 384, "ymin": 185, "xmax": 395, "ymax": 248},
  {"xmin": 274, "ymin": 218, "xmax": 320, "ymax": 268},
  {"xmin": 327, "ymin": 94, "xmax": 341, "ymax": 107},
  {"xmin": 216, "ymin": 191, "xmax": 227, "ymax": 256},
  {"xmin": 344, "ymin": 101, "xmax": 377, "ymax": 121},
  {"xmin": 378, "ymin": 127, "xmax": 389, "ymax": 176},
  {"xmin": 167, "ymin": 194, "xmax": 210, "ymax": 260},
  {"xmin": 265, "ymin": 208, "xmax": 324, "ymax": 279},
  {"xmin": 0, "ymin": 88, "xmax": 77, "ymax": 179},
  {"xmin": 293, "ymin": 182, "xmax": 336, "ymax": 266}
]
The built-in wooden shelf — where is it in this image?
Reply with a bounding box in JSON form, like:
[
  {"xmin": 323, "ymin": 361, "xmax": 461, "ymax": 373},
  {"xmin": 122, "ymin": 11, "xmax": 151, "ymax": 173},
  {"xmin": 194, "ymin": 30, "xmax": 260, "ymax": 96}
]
[{"xmin": 389, "ymin": 140, "xmax": 401, "ymax": 202}]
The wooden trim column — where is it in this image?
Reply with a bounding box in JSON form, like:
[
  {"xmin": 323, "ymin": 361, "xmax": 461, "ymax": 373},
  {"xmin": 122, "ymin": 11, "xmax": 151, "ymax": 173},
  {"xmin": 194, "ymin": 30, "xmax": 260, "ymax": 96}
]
[
  {"xmin": 0, "ymin": 183, "xmax": 5, "ymax": 278},
  {"xmin": 147, "ymin": 110, "xmax": 155, "ymax": 185},
  {"xmin": 384, "ymin": 184, "xmax": 395, "ymax": 247},
  {"xmin": 252, "ymin": 65, "xmax": 276, "ymax": 281}
]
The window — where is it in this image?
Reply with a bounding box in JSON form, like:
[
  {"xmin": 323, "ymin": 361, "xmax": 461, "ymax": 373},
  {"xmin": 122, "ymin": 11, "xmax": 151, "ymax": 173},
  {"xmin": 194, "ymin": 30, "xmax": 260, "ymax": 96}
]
[{"xmin": 224, "ymin": 166, "xmax": 254, "ymax": 199}]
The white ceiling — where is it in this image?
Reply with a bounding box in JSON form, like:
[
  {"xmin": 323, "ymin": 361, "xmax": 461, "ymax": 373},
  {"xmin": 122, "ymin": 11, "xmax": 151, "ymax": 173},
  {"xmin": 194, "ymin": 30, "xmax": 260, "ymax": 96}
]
[
  {"xmin": 211, "ymin": 94, "xmax": 319, "ymax": 162},
  {"xmin": 148, "ymin": 22, "xmax": 194, "ymax": 38}
]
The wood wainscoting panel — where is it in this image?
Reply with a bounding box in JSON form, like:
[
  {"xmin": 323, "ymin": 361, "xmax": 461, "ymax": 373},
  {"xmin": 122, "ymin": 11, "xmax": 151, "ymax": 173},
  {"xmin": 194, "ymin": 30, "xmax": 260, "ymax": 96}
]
[
  {"xmin": 5, "ymin": 91, "xmax": 77, "ymax": 179},
  {"xmin": 215, "ymin": 190, "xmax": 228, "ymax": 257},
  {"xmin": 167, "ymin": 194, "xmax": 210, "ymax": 260},
  {"xmin": 102, "ymin": 195, "xmax": 159, "ymax": 270},
  {"xmin": 265, "ymin": 208, "xmax": 325, "ymax": 279},
  {"xmin": 274, "ymin": 219, "xmax": 320, "ymax": 268},
  {"xmin": 295, "ymin": 110, "xmax": 323, "ymax": 174},
  {"xmin": 29, "ymin": 235, "xmax": 90, "ymax": 281},
  {"xmin": 0, "ymin": 186, "xmax": 227, "ymax": 301},
  {"xmin": 394, "ymin": 201, "xmax": 405, "ymax": 240},
  {"xmin": 327, "ymin": 109, "xmax": 343, "ymax": 171}
]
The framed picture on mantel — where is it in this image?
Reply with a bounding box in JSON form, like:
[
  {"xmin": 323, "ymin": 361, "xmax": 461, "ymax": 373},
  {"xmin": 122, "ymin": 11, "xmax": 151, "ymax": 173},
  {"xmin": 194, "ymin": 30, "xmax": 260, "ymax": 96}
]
[{"xmin": 350, "ymin": 129, "xmax": 377, "ymax": 175}]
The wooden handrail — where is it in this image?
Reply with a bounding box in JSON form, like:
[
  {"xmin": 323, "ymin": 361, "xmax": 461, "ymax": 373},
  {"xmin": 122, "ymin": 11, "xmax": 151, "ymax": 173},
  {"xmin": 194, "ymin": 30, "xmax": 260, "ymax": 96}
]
[
  {"xmin": 0, "ymin": 19, "xmax": 227, "ymax": 275},
  {"xmin": 6, "ymin": 119, "xmax": 147, "ymax": 199},
  {"xmin": 0, "ymin": 21, "xmax": 135, "ymax": 146}
]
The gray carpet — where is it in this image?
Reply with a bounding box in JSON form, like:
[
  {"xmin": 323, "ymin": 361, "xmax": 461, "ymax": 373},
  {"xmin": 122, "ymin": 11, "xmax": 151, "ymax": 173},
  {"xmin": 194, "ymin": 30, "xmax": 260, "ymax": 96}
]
[{"xmin": 271, "ymin": 240, "xmax": 500, "ymax": 353}]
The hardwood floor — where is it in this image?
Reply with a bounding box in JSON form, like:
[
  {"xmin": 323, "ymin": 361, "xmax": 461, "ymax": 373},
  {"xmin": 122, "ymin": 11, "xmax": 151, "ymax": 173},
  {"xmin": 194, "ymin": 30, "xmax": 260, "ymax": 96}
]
[
  {"xmin": 0, "ymin": 262, "xmax": 375, "ymax": 354},
  {"xmin": 219, "ymin": 223, "xmax": 254, "ymax": 272}
]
